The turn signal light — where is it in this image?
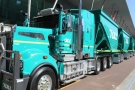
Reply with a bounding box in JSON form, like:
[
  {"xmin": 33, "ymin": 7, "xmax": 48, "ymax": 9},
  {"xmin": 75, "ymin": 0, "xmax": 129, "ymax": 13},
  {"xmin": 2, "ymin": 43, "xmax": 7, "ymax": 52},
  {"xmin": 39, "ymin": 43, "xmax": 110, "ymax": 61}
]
[
  {"xmin": 63, "ymin": 10, "xmax": 67, "ymax": 13},
  {"xmin": 19, "ymin": 54, "xmax": 22, "ymax": 59},
  {"xmin": 43, "ymin": 56, "xmax": 47, "ymax": 59}
]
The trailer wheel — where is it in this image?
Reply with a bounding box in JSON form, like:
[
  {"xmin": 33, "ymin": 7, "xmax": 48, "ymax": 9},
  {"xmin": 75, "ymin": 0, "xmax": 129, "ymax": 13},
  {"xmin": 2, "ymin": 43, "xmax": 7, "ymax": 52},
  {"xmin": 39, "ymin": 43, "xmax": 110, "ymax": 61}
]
[
  {"xmin": 107, "ymin": 57, "xmax": 112, "ymax": 68},
  {"xmin": 29, "ymin": 67, "xmax": 56, "ymax": 90},
  {"xmin": 101, "ymin": 57, "xmax": 107, "ymax": 71},
  {"xmin": 93, "ymin": 58, "xmax": 101, "ymax": 75}
]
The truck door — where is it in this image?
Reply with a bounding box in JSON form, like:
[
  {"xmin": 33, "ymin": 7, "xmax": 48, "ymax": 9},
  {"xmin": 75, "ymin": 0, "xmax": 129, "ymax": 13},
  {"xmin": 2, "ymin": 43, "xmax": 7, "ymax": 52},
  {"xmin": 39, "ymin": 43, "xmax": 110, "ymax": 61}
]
[{"xmin": 62, "ymin": 31, "xmax": 73, "ymax": 53}]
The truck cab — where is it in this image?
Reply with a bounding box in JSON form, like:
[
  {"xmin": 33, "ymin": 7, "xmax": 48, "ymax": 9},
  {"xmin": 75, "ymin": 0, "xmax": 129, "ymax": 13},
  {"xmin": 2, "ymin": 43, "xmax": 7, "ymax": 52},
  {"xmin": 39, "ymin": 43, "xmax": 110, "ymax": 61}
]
[{"xmin": 0, "ymin": 2, "xmax": 99, "ymax": 90}]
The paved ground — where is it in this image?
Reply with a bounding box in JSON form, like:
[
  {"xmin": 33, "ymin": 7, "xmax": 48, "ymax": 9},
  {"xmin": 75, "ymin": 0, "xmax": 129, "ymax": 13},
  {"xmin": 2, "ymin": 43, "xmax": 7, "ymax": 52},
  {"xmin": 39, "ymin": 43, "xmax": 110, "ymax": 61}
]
[
  {"xmin": 60, "ymin": 56, "xmax": 135, "ymax": 90},
  {"xmin": 116, "ymin": 66, "xmax": 135, "ymax": 90}
]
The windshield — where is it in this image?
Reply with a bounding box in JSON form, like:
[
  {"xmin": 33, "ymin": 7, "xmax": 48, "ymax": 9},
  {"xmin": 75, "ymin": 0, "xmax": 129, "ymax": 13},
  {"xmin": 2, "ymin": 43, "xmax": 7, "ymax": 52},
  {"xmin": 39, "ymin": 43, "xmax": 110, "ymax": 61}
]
[
  {"xmin": 31, "ymin": 14, "xmax": 59, "ymax": 28},
  {"xmin": 30, "ymin": 0, "xmax": 58, "ymax": 28}
]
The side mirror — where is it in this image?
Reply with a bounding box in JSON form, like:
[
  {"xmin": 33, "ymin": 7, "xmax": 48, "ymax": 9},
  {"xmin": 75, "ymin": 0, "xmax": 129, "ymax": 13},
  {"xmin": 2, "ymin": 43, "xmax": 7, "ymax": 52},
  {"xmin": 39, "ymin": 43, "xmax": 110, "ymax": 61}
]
[{"xmin": 67, "ymin": 15, "xmax": 72, "ymax": 32}]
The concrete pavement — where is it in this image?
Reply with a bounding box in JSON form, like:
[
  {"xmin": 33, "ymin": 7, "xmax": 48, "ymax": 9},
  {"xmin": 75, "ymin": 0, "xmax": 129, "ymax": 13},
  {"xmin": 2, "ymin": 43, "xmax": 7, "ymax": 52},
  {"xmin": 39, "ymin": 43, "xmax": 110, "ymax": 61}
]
[{"xmin": 116, "ymin": 66, "xmax": 135, "ymax": 90}]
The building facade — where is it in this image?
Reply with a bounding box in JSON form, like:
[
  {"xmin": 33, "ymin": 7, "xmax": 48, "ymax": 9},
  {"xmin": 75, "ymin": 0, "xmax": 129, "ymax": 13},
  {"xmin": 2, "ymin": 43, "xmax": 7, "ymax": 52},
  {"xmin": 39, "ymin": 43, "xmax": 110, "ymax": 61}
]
[{"xmin": 0, "ymin": 0, "xmax": 76, "ymax": 25}]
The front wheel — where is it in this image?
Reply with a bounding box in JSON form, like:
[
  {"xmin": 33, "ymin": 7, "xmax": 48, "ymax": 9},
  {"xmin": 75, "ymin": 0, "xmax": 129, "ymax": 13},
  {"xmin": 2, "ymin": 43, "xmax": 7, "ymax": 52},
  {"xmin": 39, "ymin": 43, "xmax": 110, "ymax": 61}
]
[{"xmin": 29, "ymin": 67, "xmax": 56, "ymax": 90}]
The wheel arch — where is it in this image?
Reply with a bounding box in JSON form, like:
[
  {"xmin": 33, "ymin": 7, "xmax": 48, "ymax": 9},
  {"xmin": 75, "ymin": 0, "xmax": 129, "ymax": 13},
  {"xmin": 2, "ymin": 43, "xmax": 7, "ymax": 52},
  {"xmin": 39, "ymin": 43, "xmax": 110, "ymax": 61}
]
[{"xmin": 28, "ymin": 63, "xmax": 60, "ymax": 89}]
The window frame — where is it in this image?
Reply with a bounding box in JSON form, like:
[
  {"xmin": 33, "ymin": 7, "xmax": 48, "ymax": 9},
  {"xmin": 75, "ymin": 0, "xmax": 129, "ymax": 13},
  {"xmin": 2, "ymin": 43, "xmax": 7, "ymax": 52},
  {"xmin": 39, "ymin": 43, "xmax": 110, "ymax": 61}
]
[{"xmin": 18, "ymin": 32, "xmax": 45, "ymax": 40}]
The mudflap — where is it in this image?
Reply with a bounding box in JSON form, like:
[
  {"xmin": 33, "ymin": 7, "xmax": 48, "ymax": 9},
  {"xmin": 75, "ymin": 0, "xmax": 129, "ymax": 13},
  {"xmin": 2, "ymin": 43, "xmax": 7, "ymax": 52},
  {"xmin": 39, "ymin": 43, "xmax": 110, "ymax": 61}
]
[
  {"xmin": 14, "ymin": 77, "xmax": 29, "ymax": 90},
  {"xmin": 1, "ymin": 76, "xmax": 29, "ymax": 90}
]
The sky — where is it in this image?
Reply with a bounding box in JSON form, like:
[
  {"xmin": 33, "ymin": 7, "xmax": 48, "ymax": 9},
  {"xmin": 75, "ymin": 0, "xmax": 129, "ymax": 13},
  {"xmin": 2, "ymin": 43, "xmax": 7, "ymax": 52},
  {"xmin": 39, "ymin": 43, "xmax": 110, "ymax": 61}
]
[{"xmin": 126, "ymin": 0, "xmax": 135, "ymax": 27}]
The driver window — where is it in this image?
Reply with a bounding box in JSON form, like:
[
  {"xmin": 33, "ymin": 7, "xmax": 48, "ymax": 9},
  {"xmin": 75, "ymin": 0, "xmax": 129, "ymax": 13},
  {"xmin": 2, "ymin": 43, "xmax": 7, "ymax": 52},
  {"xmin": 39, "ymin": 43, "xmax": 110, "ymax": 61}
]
[{"xmin": 62, "ymin": 15, "xmax": 73, "ymax": 33}]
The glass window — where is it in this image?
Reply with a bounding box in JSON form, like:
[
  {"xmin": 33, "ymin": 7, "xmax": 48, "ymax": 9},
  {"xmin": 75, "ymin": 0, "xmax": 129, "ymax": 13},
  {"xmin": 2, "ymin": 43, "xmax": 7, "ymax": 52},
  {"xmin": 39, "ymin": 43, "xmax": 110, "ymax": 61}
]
[
  {"xmin": 0, "ymin": 0, "xmax": 75, "ymax": 25},
  {"xmin": 0, "ymin": 0, "xmax": 54, "ymax": 25},
  {"xmin": 18, "ymin": 32, "xmax": 45, "ymax": 40}
]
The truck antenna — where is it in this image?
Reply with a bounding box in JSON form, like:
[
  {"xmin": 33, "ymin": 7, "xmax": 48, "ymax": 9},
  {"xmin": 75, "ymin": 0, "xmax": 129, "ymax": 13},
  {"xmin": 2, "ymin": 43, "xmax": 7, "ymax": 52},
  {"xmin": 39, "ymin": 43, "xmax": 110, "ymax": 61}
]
[
  {"xmin": 91, "ymin": 0, "xmax": 95, "ymax": 10},
  {"xmin": 53, "ymin": 0, "xmax": 58, "ymax": 10},
  {"xmin": 101, "ymin": 0, "xmax": 106, "ymax": 10}
]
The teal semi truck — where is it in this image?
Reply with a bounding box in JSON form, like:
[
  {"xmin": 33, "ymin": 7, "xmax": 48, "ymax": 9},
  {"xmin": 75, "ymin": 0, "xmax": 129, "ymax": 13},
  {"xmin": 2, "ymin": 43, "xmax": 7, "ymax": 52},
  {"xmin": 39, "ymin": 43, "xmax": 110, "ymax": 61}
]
[{"xmin": 0, "ymin": 0, "xmax": 135, "ymax": 90}]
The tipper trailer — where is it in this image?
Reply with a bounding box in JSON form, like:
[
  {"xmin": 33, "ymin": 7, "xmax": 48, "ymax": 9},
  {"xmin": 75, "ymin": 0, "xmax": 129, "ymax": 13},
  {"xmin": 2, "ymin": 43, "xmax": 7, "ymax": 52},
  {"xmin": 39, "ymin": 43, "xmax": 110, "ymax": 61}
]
[
  {"xmin": 128, "ymin": 37, "xmax": 135, "ymax": 56},
  {"xmin": 118, "ymin": 28, "xmax": 133, "ymax": 59},
  {"xmin": 0, "ymin": 0, "xmax": 135, "ymax": 90}
]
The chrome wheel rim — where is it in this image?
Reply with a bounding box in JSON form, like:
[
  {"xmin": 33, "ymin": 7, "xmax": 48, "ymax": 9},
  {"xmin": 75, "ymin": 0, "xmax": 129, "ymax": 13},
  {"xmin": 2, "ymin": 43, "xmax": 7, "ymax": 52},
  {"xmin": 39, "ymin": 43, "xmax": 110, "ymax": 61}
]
[
  {"xmin": 104, "ymin": 58, "xmax": 107, "ymax": 68},
  {"xmin": 97, "ymin": 60, "xmax": 100, "ymax": 71},
  {"xmin": 109, "ymin": 57, "xmax": 112, "ymax": 66},
  {"xmin": 38, "ymin": 75, "xmax": 52, "ymax": 90}
]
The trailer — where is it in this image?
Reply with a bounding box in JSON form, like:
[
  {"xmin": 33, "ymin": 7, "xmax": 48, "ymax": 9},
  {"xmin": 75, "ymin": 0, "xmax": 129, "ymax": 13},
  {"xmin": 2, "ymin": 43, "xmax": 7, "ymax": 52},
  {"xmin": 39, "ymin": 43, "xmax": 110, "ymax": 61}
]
[
  {"xmin": 90, "ymin": 9, "xmax": 122, "ymax": 64},
  {"xmin": 0, "ymin": 0, "xmax": 134, "ymax": 90},
  {"xmin": 118, "ymin": 28, "xmax": 130, "ymax": 59},
  {"xmin": 128, "ymin": 37, "xmax": 135, "ymax": 57}
]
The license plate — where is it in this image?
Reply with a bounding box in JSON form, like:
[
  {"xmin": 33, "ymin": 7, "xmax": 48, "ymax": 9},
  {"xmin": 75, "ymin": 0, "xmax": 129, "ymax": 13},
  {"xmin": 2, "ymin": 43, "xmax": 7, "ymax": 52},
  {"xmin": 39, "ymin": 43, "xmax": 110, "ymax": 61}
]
[{"xmin": 1, "ymin": 80, "xmax": 12, "ymax": 90}]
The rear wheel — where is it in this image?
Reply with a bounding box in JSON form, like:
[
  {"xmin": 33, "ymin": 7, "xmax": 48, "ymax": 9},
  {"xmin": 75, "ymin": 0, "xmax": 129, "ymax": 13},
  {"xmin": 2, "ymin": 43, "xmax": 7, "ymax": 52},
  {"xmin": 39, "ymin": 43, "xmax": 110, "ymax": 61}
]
[
  {"xmin": 107, "ymin": 57, "xmax": 112, "ymax": 68},
  {"xmin": 101, "ymin": 57, "xmax": 107, "ymax": 71},
  {"xmin": 29, "ymin": 67, "xmax": 56, "ymax": 90},
  {"xmin": 93, "ymin": 58, "xmax": 101, "ymax": 75}
]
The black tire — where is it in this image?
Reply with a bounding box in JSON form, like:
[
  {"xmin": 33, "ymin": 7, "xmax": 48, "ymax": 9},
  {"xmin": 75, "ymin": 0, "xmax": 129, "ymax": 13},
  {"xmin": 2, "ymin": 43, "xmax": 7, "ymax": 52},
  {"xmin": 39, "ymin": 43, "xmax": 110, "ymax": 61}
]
[
  {"xmin": 111, "ymin": 57, "xmax": 113, "ymax": 66},
  {"xmin": 101, "ymin": 57, "xmax": 107, "ymax": 71},
  {"xmin": 29, "ymin": 67, "xmax": 56, "ymax": 90},
  {"xmin": 93, "ymin": 58, "xmax": 101, "ymax": 75},
  {"xmin": 124, "ymin": 57, "xmax": 128, "ymax": 60},
  {"xmin": 107, "ymin": 57, "xmax": 112, "ymax": 68}
]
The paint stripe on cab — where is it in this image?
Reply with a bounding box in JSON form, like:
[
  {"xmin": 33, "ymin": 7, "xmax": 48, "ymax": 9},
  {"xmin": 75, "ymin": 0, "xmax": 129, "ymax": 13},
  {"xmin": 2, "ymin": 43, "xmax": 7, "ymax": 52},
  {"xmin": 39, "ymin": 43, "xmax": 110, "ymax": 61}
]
[{"xmin": 14, "ymin": 40, "xmax": 49, "ymax": 45}]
